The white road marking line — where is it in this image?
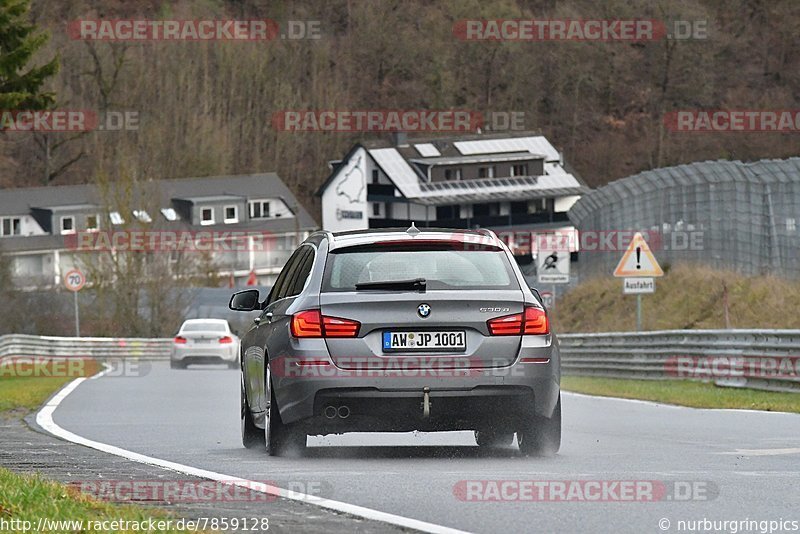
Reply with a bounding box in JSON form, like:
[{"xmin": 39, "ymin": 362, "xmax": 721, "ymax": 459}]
[
  {"xmin": 36, "ymin": 376, "xmax": 470, "ymax": 534},
  {"xmin": 90, "ymin": 362, "xmax": 114, "ymax": 379},
  {"xmin": 562, "ymin": 391, "xmax": 800, "ymax": 415},
  {"xmin": 717, "ymin": 448, "xmax": 800, "ymax": 456}
]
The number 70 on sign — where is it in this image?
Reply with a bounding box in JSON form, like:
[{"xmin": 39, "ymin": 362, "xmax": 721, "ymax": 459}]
[{"xmin": 64, "ymin": 269, "xmax": 86, "ymax": 292}]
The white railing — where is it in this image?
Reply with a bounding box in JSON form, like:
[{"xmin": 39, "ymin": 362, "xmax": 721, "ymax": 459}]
[
  {"xmin": 559, "ymin": 329, "xmax": 800, "ymax": 393},
  {"xmin": 2, "ymin": 331, "xmax": 798, "ymax": 393},
  {"xmin": 0, "ymin": 334, "xmax": 171, "ymax": 362}
]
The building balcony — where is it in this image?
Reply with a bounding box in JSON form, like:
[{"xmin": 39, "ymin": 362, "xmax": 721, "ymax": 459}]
[
  {"xmin": 367, "ymin": 184, "xmax": 397, "ymax": 196},
  {"xmin": 368, "ymin": 211, "xmax": 569, "ymax": 230}
]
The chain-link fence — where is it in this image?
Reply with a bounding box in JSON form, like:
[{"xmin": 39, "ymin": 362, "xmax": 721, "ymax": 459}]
[{"xmin": 567, "ymin": 158, "xmax": 800, "ymax": 279}]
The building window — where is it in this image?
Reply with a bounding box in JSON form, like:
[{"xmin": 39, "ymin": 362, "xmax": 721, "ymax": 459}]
[
  {"xmin": 86, "ymin": 215, "xmax": 99, "ymax": 231},
  {"xmin": 510, "ymin": 201, "xmax": 528, "ymax": 214},
  {"xmin": 444, "ymin": 168, "xmax": 462, "ymax": 181},
  {"xmin": 529, "ymin": 198, "xmax": 548, "ymax": 213},
  {"xmin": 372, "ymin": 169, "xmax": 379, "ymax": 184},
  {"xmin": 0, "ymin": 217, "xmax": 21, "ymax": 237},
  {"xmin": 511, "ymin": 164, "xmax": 529, "ymax": 176},
  {"xmin": 788, "ymin": 218, "xmax": 797, "ymax": 232},
  {"xmin": 478, "ymin": 166, "xmax": 495, "ymax": 179},
  {"xmin": 60, "ymin": 216, "xmax": 75, "ymax": 235},
  {"xmin": 110, "ymin": 211, "xmax": 125, "ymax": 225},
  {"xmin": 472, "ymin": 203, "xmax": 500, "ymax": 217},
  {"xmin": 201, "ymin": 207, "xmax": 214, "ymax": 225},
  {"xmin": 133, "ymin": 209, "xmax": 152, "ymax": 223},
  {"xmin": 436, "ymin": 205, "xmax": 458, "ymax": 220},
  {"xmin": 249, "ymin": 200, "xmax": 270, "ymax": 219},
  {"xmin": 224, "ymin": 205, "xmax": 239, "ymax": 224},
  {"xmin": 372, "ymin": 203, "xmax": 381, "ymax": 217}
]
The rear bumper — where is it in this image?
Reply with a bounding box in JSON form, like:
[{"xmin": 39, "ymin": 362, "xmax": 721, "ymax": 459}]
[
  {"xmin": 306, "ymin": 384, "xmax": 551, "ymax": 433},
  {"xmin": 171, "ymin": 345, "xmax": 237, "ymax": 363},
  {"xmin": 270, "ymin": 335, "xmax": 560, "ymax": 428}
]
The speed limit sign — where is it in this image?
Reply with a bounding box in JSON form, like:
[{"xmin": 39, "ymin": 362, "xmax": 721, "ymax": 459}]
[{"xmin": 64, "ymin": 269, "xmax": 86, "ymax": 292}]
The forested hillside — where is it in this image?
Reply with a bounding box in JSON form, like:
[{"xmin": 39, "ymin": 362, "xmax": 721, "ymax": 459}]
[{"xmin": 4, "ymin": 0, "xmax": 799, "ymax": 216}]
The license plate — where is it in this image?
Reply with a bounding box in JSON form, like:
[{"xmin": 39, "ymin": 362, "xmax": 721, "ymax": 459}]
[{"xmin": 382, "ymin": 331, "xmax": 466, "ymax": 352}]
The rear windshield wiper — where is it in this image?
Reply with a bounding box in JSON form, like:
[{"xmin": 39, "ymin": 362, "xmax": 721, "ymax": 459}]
[{"xmin": 355, "ymin": 277, "xmax": 427, "ymax": 291}]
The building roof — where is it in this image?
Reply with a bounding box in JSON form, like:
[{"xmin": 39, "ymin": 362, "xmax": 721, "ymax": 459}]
[
  {"xmin": 567, "ymin": 157, "xmax": 800, "ymax": 226},
  {"xmin": 408, "ymin": 151, "xmax": 544, "ymax": 166},
  {"xmin": 317, "ymin": 132, "xmax": 588, "ymax": 205},
  {"xmin": 0, "ymin": 173, "xmax": 317, "ymax": 253},
  {"xmin": 173, "ymin": 194, "xmax": 246, "ymax": 203},
  {"xmin": 0, "ymin": 173, "xmax": 315, "ymax": 222},
  {"xmin": 32, "ymin": 203, "xmax": 100, "ymax": 212}
]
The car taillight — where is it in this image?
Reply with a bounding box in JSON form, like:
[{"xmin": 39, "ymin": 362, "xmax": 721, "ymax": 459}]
[
  {"xmin": 219, "ymin": 336, "xmax": 234, "ymax": 344},
  {"xmin": 487, "ymin": 306, "xmax": 549, "ymax": 336},
  {"xmin": 523, "ymin": 306, "xmax": 549, "ymax": 335},
  {"xmin": 291, "ymin": 310, "xmax": 360, "ymax": 338},
  {"xmin": 291, "ymin": 310, "xmax": 323, "ymax": 337},
  {"xmin": 487, "ymin": 313, "xmax": 524, "ymax": 336},
  {"xmin": 174, "ymin": 336, "xmax": 187, "ymax": 344},
  {"xmin": 322, "ymin": 316, "xmax": 361, "ymax": 337}
]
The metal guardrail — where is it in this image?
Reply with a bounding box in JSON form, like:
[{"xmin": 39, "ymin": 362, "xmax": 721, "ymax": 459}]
[
  {"xmin": 2, "ymin": 331, "xmax": 798, "ymax": 394},
  {"xmin": 0, "ymin": 334, "xmax": 171, "ymax": 362},
  {"xmin": 559, "ymin": 329, "xmax": 800, "ymax": 393}
]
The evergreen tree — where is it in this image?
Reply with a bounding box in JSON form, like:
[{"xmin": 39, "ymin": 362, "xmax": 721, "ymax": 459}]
[{"xmin": 0, "ymin": 0, "xmax": 58, "ymax": 110}]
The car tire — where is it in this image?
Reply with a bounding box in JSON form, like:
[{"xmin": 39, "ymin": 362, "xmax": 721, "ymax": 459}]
[
  {"xmin": 241, "ymin": 379, "xmax": 265, "ymax": 449},
  {"xmin": 518, "ymin": 395, "xmax": 561, "ymax": 457},
  {"xmin": 265, "ymin": 375, "xmax": 306, "ymax": 457},
  {"xmin": 474, "ymin": 430, "xmax": 515, "ymax": 448}
]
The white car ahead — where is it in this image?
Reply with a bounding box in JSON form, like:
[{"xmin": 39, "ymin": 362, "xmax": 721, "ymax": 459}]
[{"xmin": 171, "ymin": 319, "xmax": 239, "ymax": 369}]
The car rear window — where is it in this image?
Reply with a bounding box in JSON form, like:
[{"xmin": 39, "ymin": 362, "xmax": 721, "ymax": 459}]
[
  {"xmin": 322, "ymin": 245, "xmax": 519, "ymax": 291},
  {"xmin": 182, "ymin": 322, "xmax": 227, "ymax": 332}
]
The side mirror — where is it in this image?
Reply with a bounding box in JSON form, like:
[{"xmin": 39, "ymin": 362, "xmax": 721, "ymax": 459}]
[
  {"xmin": 229, "ymin": 289, "xmax": 261, "ymax": 312},
  {"xmin": 529, "ymin": 287, "xmax": 544, "ymax": 306}
]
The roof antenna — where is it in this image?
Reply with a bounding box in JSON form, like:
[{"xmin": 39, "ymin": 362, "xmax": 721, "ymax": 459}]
[{"xmin": 406, "ymin": 222, "xmax": 420, "ymax": 237}]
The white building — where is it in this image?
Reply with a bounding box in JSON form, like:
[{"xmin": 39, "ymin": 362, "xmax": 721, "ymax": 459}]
[
  {"xmin": 316, "ymin": 133, "xmax": 588, "ymax": 247},
  {"xmin": 0, "ymin": 173, "xmax": 317, "ymax": 288}
]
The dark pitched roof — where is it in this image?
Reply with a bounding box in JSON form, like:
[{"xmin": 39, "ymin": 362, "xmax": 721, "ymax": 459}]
[{"xmin": 0, "ymin": 173, "xmax": 317, "ymax": 228}]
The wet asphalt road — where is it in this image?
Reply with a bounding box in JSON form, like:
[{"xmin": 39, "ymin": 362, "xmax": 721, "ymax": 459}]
[{"xmin": 50, "ymin": 362, "xmax": 800, "ymax": 533}]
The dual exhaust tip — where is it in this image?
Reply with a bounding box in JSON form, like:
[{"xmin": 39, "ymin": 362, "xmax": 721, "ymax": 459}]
[{"xmin": 324, "ymin": 405, "xmax": 350, "ymax": 419}]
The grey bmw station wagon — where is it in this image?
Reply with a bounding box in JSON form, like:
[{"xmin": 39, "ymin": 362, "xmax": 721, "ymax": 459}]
[{"xmin": 229, "ymin": 227, "xmax": 561, "ymax": 457}]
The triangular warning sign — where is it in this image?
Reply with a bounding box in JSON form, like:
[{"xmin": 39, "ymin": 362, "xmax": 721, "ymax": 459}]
[{"xmin": 613, "ymin": 232, "xmax": 663, "ymax": 277}]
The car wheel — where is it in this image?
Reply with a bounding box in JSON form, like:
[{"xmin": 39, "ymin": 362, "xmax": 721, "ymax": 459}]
[
  {"xmin": 241, "ymin": 378, "xmax": 265, "ymax": 449},
  {"xmin": 474, "ymin": 430, "xmax": 515, "ymax": 448},
  {"xmin": 518, "ymin": 395, "xmax": 561, "ymax": 457},
  {"xmin": 265, "ymin": 372, "xmax": 306, "ymax": 457}
]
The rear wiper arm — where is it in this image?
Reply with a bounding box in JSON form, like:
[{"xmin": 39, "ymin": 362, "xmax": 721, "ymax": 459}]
[{"xmin": 355, "ymin": 277, "xmax": 427, "ymax": 291}]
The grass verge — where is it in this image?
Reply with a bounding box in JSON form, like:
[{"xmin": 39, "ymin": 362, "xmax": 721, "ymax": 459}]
[
  {"xmin": 0, "ymin": 362, "xmax": 204, "ymax": 533},
  {"xmin": 0, "ymin": 374, "xmax": 81, "ymax": 413},
  {"xmin": 0, "ymin": 468, "xmax": 204, "ymax": 533},
  {"xmin": 551, "ymin": 263, "xmax": 800, "ymax": 332},
  {"xmin": 562, "ymin": 376, "xmax": 800, "ymax": 413}
]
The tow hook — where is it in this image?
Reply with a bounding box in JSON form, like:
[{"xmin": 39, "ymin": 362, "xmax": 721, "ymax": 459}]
[{"xmin": 422, "ymin": 387, "xmax": 431, "ymax": 418}]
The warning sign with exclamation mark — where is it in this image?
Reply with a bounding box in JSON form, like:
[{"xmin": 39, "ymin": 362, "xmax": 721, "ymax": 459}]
[{"xmin": 613, "ymin": 232, "xmax": 664, "ymax": 277}]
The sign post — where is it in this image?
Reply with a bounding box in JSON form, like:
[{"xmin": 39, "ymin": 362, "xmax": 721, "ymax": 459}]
[
  {"xmin": 537, "ymin": 240, "xmax": 570, "ymax": 309},
  {"xmin": 539, "ymin": 290, "xmax": 554, "ymax": 311},
  {"xmin": 64, "ymin": 269, "xmax": 86, "ymax": 337},
  {"xmin": 613, "ymin": 233, "xmax": 663, "ymax": 331}
]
